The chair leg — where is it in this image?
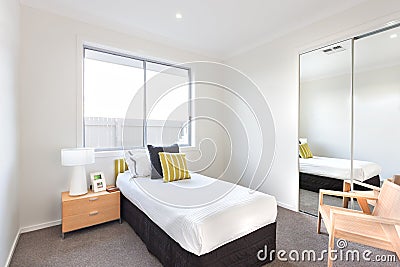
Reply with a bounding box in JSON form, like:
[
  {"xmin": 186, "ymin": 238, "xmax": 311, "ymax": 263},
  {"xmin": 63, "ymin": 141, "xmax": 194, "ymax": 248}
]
[
  {"xmin": 328, "ymin": 233, "xmax": 335, "ymax": 267},
  {"xmin": 382, "ymin": 224, "xmax": 400, "ymax": 260},
  {"xmin": 342, "ymin": 197, "xmax": 349, "ymax": 208},
  {"xmin": 342, "ymin": 181, "xmax": 350, "ymax": 208},
  {"xmin": 317, "ymin": 212, "xmax": 322, "ymax": 234}
]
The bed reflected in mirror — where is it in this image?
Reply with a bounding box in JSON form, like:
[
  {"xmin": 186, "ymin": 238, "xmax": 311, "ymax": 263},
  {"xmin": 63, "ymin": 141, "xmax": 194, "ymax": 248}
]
[
  {"xmin": 299, "ymin": 24, "xmax": 400, "ymax": 216},
  {"xmin": 353, "ymin": 25, "xmax": 400, "ymax": 188},
  {"xmin": 299, "ymin": 40, "xmax": 353, "ymax": 216}
]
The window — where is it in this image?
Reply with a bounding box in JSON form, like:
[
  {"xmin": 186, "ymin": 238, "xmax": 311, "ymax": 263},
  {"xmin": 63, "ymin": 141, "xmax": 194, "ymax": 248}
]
[{"xmin": 83, "ymin": 47, "xmax": 192, "ymax": 151}]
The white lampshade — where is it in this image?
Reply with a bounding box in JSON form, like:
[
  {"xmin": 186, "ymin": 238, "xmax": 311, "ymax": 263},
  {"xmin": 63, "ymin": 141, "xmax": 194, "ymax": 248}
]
[
  {"xmin": 61, "ymin": 148, "xmax": 95, "ymax": 166},
  {"xmin": 61, "ymin": 148, "xmax": 95, "ymax": 196}
]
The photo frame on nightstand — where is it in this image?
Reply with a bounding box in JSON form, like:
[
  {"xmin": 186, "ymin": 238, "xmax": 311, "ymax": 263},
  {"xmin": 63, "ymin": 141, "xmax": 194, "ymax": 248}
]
[{"xmin": 90, "ymin": 172, "xmax": 107, "ymax": 193}]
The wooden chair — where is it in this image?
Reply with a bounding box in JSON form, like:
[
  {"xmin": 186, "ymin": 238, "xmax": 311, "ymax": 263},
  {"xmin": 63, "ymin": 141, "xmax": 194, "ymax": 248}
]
[
  {"xmin": 342, "ymin": 176, "xmax": 400, "ymax": 208},
  {"xmin": 342, "ymin": 180, "xmax": 381, "ymax": 208},
  {"xmin": 317, "ymin": 180, "xmax": 400, "ymax": 267}
]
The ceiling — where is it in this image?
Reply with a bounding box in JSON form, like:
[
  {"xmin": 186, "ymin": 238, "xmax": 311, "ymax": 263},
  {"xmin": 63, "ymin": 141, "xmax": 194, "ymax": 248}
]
[
  {"xmin": 20, "ymin": 0, "xmax": 369, "ymax": 60},
  {"xmin": 300, "ymin": 25, "xmax": 400, "ymax": 81}
]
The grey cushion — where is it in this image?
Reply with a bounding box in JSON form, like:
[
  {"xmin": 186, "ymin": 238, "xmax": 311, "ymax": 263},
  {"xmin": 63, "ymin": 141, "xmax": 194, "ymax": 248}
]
[{"xmin": 147, "ymin": 144, "xmax": 179, "ymax": 179}]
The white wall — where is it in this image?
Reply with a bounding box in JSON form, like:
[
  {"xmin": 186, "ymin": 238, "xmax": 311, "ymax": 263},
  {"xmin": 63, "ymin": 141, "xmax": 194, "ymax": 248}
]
[
  {"xmin": 19, "ymin": 6, "xmax": 224, "ymax": 230},
  {"xmin": 17, "ymin": 0, "xmax": 400, "ymax": 230},
  {"xmin": 300, "ymin": 74, "xmax": 352, "ymax": 159},
  {"xmin": 223, "ymin": 0, "xmax": 400, "ymax": 210},
  {"xmin": 299, "ymin": 65, "xmax": 400, "ymax": 180},
  {"xmin": 0, "ymin": 0, "xmax": 20, "ymax": 265},
  {"xmin": 354, "ymin": 65, "xmax": 400, "ymax": 179}
]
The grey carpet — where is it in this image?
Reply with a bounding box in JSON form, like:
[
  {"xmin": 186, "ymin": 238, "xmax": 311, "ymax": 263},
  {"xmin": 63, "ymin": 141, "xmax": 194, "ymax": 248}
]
[
  {"xmin": 10, "ymin": 207, "xmax": 397, "ymax": 266},
  {"xmin": 299, "ymin": 189, "xmax": 363, "ymax": 216},
  {"xmin": 10, "ymin": 221, "xmax": 162, "ymax": 267}
]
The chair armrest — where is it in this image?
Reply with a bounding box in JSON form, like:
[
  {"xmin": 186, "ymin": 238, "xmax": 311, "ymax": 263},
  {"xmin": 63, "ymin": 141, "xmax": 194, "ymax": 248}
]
[
  {"xmin": 319, "ymin": 189, "xmax": 378, "ymax": 206},
  {"xmin": 320, "ymin": 189, "xmax": 378, "ymax": 199},
  {"xmin": 330, "ymin": 209, "xmax": 400, "ymax": 226},
  {"xmin": 343, "ymin": 180, "xmax": 381, "ymax": 191}
]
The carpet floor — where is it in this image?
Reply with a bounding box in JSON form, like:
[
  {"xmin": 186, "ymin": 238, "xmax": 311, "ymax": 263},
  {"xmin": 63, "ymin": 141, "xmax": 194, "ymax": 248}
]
[
  {"xmin": 10, "ymin": 207, "xmax": 397, "ymax": 266},
  {"xmin": 299, "ymin": 189, "xmax": 364, "ymax": 216}
]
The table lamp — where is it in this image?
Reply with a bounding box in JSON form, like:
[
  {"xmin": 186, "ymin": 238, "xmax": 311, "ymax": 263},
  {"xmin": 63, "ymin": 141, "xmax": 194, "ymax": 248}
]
[{"xmin": 61, "ymin": 148, "xmax": 95, "ymax": 196}]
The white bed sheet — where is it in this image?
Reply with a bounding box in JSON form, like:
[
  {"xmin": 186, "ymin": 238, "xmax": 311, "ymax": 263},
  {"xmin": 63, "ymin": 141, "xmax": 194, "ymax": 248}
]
[
  {"xmin": 299, "ymin": 156, "xmax": 381, "ymax": 181},
  {"xmin": 116, "ymin": 172, "xmax": 277, "ymax": 256}
]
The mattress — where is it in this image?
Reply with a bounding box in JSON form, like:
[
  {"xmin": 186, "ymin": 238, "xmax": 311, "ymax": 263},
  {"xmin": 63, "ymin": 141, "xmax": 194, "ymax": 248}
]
[
  {"xmin": 299, "ymin": 156, "xmax": 381, "ymax": 182},
  {"xmin": 116, "ymin": 172, "xmax": 277, "ymax": 256}
]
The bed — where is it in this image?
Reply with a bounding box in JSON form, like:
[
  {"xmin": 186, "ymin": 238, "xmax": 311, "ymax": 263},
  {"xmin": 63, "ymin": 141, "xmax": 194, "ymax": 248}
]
[
  {"xmin": 299, "ymin": 156, "xmax": 381, "ymax": 192},
  {"xmin": 116, "ymin": 166, "xmax": 277, "ymax": 266}
]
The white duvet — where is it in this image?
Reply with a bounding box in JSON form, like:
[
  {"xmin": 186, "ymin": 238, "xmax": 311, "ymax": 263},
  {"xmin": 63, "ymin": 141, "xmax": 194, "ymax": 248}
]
[
  {"xmin": 116, "ymin": 172, "xmax": 277, "ymax": 256},
  {"xmin": 300, "ymin": 156, "xmax": 381, "ymax": 181}
]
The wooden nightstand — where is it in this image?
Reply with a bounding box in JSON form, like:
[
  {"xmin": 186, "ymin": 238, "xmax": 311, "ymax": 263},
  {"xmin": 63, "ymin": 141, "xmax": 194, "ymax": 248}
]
[{"xmin": 61, "ymin": 190, "xmax": 120, "ymax": 238}]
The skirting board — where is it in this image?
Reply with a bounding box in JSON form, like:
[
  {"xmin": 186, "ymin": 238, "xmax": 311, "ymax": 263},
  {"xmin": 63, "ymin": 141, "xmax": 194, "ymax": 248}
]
[
  {"xmin": 7, "ymin": 202, "xmax": 295, "ymax": 265},
  {"xmin": 6, "ymin": 228, "xmax": 21, "ymax": 267},
  {"xmin": 20, "ymin": 219, "xmax": 61, "ymax": 234},
  {"xmin": 7, "ymin": 202, "xmax": 293, "ymax": 265},
  {"xmin": 17, "ymin": 203, "xmax": 295, "ymax": 233},
  {"xmin": 277, "ymin": 201, "xmax": 297, "ymax": 212},
  {"xmin": 6, "ymin": 220, "xmax": 61, "ymax": 266}
]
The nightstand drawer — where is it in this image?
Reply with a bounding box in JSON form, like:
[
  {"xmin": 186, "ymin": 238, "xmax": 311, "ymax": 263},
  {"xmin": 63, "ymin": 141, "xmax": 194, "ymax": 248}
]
[
  {"xmin": 62, "ymin": 205, "xmax": 120, "ymax": 233},
  {"xmin": 62, "ymin": 192, "xmax": 119, "ymax": 217}
]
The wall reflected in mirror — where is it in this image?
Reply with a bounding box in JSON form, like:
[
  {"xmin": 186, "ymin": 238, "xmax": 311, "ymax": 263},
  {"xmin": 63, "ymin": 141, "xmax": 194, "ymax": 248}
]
[
  {"xmin": 299, "ymin": 25, "xmax": 400, "ymax": 216},
  {"xmin": 354, "ymin": 26, "xmax": 400, "ymax": 183},
  {"xmin": 299, "ymin": 40, "xmax": 352, "ymax": 216}
]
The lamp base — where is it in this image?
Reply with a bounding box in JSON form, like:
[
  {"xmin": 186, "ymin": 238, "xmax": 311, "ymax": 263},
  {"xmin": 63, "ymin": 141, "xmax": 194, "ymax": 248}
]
[{"xmin": 69, "ymin": 165, "xmax": 88, "ymax": 196}]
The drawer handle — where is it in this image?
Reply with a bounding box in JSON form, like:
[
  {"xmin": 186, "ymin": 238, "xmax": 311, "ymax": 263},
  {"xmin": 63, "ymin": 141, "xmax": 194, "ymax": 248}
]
[
  {"xmin": 89, "ymin": 197, "xmax": 98, "ymax": 201},
  {"xmin": 89, "ymin": 211, "xmax": 99, "ymax": 216}
]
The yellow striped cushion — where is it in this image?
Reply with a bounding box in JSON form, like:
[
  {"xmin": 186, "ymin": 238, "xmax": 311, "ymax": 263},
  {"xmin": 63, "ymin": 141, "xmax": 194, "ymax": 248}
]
[
  {"xmin": 159, "ymin": 152, "xmax": 191, "ymax": 182},
  {"xmin": 299, "ymin": 143, "xmax": 313, "ymax": 159}
]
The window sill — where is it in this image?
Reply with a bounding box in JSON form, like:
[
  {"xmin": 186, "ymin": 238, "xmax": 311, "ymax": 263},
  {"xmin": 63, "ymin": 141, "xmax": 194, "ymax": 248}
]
[
  {"xmin": 94, "ymin": 146, "xmax": 198, "ymax": 158},
  {"xmin": 95, "ymin": 150, "xmax": 126, "ymax": 158},
  {"xmin": 180, "ymin": 146, "xmax": 198, "ymax": 152}
]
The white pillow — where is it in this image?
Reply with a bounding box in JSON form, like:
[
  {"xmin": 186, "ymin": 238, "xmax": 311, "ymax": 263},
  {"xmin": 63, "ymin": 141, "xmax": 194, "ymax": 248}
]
[
  {"xmin": 125, "ymin": 151, "xmax": 151, "ymax": 177},
  {"xmin": 299, "ymin": 138, "xmax": 308, "ymax": 144}
]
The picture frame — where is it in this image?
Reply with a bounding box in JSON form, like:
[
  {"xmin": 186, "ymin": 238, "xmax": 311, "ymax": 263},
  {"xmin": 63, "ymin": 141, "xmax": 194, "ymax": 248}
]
[{"xmin": 90, "ymin": 172, "xmax": 107, "ymax": 193}]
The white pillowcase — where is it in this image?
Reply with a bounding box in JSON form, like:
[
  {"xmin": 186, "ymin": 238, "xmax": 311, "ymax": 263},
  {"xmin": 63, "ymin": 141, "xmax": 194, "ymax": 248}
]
[
  {"xmin": 299, "ymin": 138, "xmax": 308, "ymax": 144},
  {"xmin": 125, "ymin": 151, "xmax": 151, "ymax": 177}
]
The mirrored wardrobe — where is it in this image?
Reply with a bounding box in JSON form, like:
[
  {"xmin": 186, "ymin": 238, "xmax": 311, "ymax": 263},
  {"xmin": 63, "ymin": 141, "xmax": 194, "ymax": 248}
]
[{"xmin": 299, "ymin": 24, "xmax": 400, "ymax": 215}]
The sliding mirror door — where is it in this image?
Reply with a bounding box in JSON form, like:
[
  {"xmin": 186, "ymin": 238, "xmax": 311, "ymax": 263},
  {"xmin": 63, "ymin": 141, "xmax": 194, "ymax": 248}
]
[
  {"xmin": 353, "ymin": 25, "xmax": 400, "ymax": 187},
  {"xmin": 299, "ymin": 40, "xmax": 353, "ymax": 215}
]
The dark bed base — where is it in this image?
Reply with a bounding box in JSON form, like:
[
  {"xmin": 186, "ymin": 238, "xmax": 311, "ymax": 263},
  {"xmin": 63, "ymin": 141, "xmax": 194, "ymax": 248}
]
[
  {"xmin": 121, "ymin": 194, "xmax": 276, "ymax": 267},
  {"xmin": 299, "ymin": 173, "xmax": 380, "ymax": 193}
]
